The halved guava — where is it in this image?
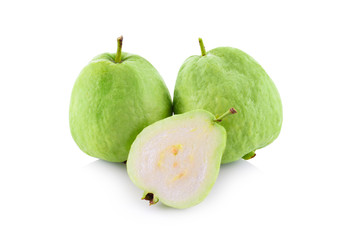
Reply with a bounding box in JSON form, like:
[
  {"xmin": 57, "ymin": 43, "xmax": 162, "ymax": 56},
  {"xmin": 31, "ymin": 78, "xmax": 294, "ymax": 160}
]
[{"xmin": 127, "ymin": 109, "xmax": 236, "ymax": 209}]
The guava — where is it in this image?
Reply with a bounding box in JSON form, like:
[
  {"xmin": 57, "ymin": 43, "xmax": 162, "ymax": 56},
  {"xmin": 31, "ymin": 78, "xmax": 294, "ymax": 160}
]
[
  {"xmin": 69, "ymin": 36, "xmax": 172, "ymax": 162},
  {"xmin": 127, "ymin": 108, "xmax": 237, "ymax": 209},
  {"xmin": 173, "ymin": 38, "xmax": 282, "ymax": 164}
]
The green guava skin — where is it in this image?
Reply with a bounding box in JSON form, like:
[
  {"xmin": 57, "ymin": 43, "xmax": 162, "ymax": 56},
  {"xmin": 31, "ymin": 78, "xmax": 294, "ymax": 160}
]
[
  {"xmin": 69, "ymin": 52, "xmax": 172, "ymax": 162},
  {"xmin": 173, "ymin": 47, "xmax": 282, "ymax": 164}
]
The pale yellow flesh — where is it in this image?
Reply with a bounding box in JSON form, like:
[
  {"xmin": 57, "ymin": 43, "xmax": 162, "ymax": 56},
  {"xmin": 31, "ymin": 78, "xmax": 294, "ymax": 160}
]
[{"xmin": 127, "ymin": 112, "xmax": 225, "ymax": 207}]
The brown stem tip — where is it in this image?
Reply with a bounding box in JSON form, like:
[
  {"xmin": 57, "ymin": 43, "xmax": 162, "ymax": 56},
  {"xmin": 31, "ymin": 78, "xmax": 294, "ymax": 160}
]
[
  {"xmin": 117, "ymin": 35, "xmax": 123, "ymax": 44},
  {"xmin": 142, "ymin": 193, "xmax": 158, "ymax": 206},
  {"xmin": 230, "ymin": 108, "xmax": 237, "ymax": 114}
]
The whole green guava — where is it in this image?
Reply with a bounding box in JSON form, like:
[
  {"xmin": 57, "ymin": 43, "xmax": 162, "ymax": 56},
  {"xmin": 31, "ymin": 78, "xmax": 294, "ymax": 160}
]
[
  {"xmin": 70, "ymin": 36, "xmax": 172, "ymax": 162},
  {"xmin": 173, "ymin": 38, "xmax": 282, "ymax": 164}
]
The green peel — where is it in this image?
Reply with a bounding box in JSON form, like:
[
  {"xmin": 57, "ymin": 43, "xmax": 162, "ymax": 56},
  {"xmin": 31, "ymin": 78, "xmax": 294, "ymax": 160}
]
[{"xmin": 173, "ymin": 38, "xmax": 282, "ymax": 163}]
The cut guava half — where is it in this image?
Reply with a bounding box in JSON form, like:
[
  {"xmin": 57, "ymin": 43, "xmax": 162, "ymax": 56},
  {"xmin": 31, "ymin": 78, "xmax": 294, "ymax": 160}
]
[{"xmin": 127, "ymin": 108, "xmax": 236, "ymax": 209}]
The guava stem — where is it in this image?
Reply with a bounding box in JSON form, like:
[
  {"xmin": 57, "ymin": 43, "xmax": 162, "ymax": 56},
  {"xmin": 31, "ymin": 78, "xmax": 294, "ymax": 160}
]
[
  {"xmin": 242, "ymin": 151, "xmax": 256, "ymax": 160},
  {"xmin": 214, "ymin": 108, "xmax": 237, "ymax": 122},
  {"xmin": 115, "ymin": 35, "xmax": 123, "ymax": 63},
  {"xmin": 198, "ymin": 38, "xmax": 206, "ymax": 56}
]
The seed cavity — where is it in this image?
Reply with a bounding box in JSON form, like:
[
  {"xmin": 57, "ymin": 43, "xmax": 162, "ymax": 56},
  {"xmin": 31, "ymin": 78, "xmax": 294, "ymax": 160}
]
[
  {"xmin": 171, "ymin": 170, "xmax": 187, "ymax": 182},
  {"xmin": 157, "ymin": 152, "xmax": 165, "ymax": 167},
  {"xmin": 171, "ymin": 144, "xmax": 183, "ymax": 155},
  {"xmin": 189, "ymin": 155, "xmax": 194, "ymax": 163}
]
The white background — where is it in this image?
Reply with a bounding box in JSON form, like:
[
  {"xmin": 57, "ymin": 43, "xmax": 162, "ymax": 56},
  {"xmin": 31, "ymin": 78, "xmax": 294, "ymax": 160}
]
[{"xmin": 1, "ymin": 0, "xmax": 348, "ymax": 239}]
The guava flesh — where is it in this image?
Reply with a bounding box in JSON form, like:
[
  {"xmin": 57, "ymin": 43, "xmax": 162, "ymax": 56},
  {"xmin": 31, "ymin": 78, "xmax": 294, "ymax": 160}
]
[{"xmin": 127, "ymin": 110, "xmax": 226, "ymax": 209}]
